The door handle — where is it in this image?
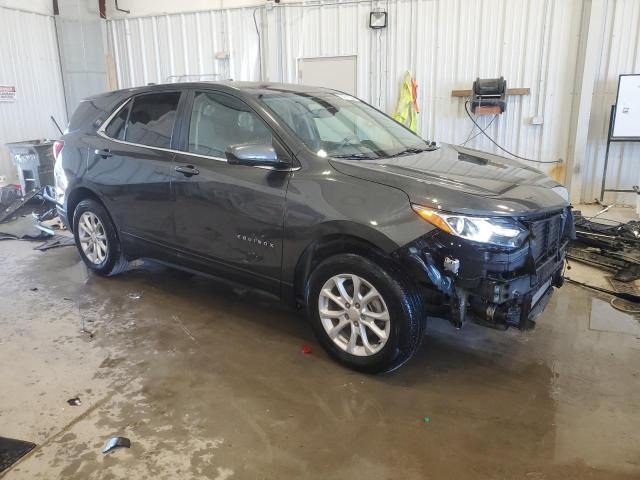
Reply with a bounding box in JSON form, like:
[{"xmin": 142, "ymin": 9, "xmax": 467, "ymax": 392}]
[
  {"xmin": 94, "ymin": 148, "xmax": 112, "ymax": 158},
  {"xmin": 174, "ymin": 165, "xmax": 200, "ymax": 177}
]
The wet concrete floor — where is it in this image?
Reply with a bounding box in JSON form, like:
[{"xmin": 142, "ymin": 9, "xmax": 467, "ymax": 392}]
[{"xmin": 1, "ymin": 240, "xmax": 639, "ymax": 479}]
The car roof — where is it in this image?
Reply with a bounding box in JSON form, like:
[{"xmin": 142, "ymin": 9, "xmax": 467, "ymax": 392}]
[{"xmin": 95, "ymin": 81, "xmax": 339, "ymax": 100}]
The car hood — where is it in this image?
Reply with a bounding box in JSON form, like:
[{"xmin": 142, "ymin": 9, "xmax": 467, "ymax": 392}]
[{"xmin": 328, "ymin": 143, "xmax": 568, "ymax": 216}]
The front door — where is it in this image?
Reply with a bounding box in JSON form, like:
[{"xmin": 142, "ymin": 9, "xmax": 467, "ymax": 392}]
[{"xmin": 171, "ymin": 90, "xmax": 292, "ymax": 293}]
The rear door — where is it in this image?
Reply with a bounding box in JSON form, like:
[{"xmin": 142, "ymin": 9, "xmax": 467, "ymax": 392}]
[
  {"xmin": 171, "ymin": 89, "xmax": 293, "ymax": 293},
  {"xmin": 89, "ymin": 90, "xmax": 183, "ymax": 248}
]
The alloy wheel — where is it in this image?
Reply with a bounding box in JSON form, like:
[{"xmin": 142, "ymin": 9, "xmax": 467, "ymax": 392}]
[
  {"xmin": 77, "ymin": 211, "xmax": 108, "ymax": 265},
  {"xmin": 318, "ymin": 274, "xmax": 391, "ymax": 356}
]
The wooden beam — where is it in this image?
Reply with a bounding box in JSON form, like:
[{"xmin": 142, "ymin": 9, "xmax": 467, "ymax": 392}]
[{"xmin": 451, "ymin": 87, "xmax": 530, "ymax": 97}]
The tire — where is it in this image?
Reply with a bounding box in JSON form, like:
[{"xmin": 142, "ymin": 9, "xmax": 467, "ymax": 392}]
[
  {"xmin": 72, "ymin": 199, "xmax": 129, "ymax": 276},
  {"xmin": 306, "ymin": 253, "xmax": 425, "ymax": 373}
]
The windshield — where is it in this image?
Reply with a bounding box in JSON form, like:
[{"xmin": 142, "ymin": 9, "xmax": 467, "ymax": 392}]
[{"xmin": 261, "ymin": 92, "xmax": 429, "ymax": 159}]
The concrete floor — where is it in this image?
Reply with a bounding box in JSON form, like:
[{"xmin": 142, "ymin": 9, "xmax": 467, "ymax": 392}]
[{"xmin": 1, "ymin": 238, "xmax": 640, "ymax": 479}]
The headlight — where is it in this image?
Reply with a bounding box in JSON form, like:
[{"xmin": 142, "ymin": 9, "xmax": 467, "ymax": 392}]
[{"xmin": 412, "ymin": 205, "xmax": 528, "ymax": 247}]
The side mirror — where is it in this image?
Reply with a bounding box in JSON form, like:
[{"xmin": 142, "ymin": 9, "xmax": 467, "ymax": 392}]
[{"xmin": 225, "ymin": 144, "xmax": 288, "ymax": 169}]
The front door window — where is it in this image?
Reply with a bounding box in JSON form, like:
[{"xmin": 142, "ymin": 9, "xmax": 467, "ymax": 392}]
[{"xmin": 188, "ymin": 91, "xmax": 273, "ymax": 158}]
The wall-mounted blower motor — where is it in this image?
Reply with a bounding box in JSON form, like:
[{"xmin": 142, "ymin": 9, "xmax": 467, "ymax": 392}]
[{"xmin": 471, "ymin": 77, "xmax": 507, "ymax": 115}]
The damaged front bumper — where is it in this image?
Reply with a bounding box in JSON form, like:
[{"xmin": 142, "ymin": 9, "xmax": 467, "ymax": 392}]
[{"xmin": 398, "ymin": 209, "xmax": 572, "ymax": 330}]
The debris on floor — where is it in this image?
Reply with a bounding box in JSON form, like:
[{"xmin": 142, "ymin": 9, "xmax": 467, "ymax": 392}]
[
  {"xmin": 102, "ymin": 436, "xmax": 131, "ymax": 454},
  {"xmin": 0, "ymin": 436, "xmax": 36, "ymax": 472},
  {"xmin": 423, "ymin": 416, "xmax": 431, "ymax": 423},
  {"xmin": 66, "ymin": 397, "xmax": 81, "ymax": 406},
  {"xmin": 0, "ymin": 186, "xmax": 67, "ymax": 242},
  {"xmin": 0, "ymin": 184, "xmax": 21, "ymax": 207},
  {"xmin": 128, "ymin": 291, "xmax": 143, "ymax": 300},
  {"xmin": 0, "ymin": 187, "xmax": 43, "ymax": 224},
  {"xmin": 568, "ymin": 210, "xmax": 640, "ymax": 282},
  {"xmin": 79, "ymin": 306, "xmax": 95, "ymax": 340},
  {"xmin": 34, "ymin": 234, "xmax": 75, "ymax": 251},
  {"xmin": 0, "ymin": 215, "xmax": 50, "ymax": 241},
  {"xmin": 301, "ymin": 344, "xmax": 312, "ymax": 354}
]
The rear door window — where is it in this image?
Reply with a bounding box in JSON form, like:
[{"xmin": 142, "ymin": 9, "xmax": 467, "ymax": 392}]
[
  {"xmin": 123, "ymin": 92, "xmax": 181, "ymax": 149},
  {"xmin": 187, "ymin": 91, "xmax": 272, "ymax": 158}
]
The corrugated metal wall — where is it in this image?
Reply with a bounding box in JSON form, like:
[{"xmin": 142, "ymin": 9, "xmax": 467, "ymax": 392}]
[
  {"xmin": 106, "ymin": 7, "xmax": 260, "ymax": 87},
  {"xmin": 275, "ymin": 0, "xmax": 583, "ymax": 180},
  {"xmin": 0, "ymin": 7, "xmax": 67, "ymax": 183},
  {"xmin": 108, "ymin": 0, "xmax": 582, "ymax": 182},
  {"xmin": 583, "ymin": 0, "xmax": 640, "ymax": 204},
  {"xmin": 104, "ymin": 0, "xmax": 640, "ymax": 203}
]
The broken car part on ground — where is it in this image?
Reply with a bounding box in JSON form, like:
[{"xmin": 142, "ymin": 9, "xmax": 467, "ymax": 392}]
[{"xmin": 567, "ymin": 210, "xmax": 640, "ymax": 283}]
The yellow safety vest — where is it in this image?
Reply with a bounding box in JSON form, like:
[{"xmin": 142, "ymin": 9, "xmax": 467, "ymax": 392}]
[{"xmin": 392, "ymin": 71, "xmax": 420, "ymax": 133}]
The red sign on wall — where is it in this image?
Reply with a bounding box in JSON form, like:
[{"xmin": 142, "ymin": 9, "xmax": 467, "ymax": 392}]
[{"xmin": 0, "ymin": 86, "xmax": 17, "ymax": 102}]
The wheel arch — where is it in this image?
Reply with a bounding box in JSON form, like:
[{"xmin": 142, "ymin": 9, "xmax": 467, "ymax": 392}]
[
  {"xmin": 66, "ymin": 186, "xmax": 113, "ymax": 233},
  {"xmin": 291, "ymin": 229, "xmax": 400, "ymax": 307}
]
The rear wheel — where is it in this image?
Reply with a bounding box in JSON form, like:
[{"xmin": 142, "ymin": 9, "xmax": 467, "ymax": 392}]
[
  {"xmin": 73, "ymin": 199, "xmax": 129, "ymax": 276},
  {"xmin": 307, "ymin": 253, "xmax": 425, "ymax": 373}
]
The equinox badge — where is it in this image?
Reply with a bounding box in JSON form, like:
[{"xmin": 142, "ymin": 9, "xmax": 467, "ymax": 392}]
[{"xmin": 237, "ymin": 233, "xmax": 275, "ymax": 249}]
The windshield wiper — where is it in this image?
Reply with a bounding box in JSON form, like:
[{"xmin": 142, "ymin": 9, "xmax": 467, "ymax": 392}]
[
  {"xmin": 332, "ymin": 153, "xmax": 379, "ymax": 160},
  {"xmin": 388, "ymin": 147, "xmax": 430, "ymax": 158}
]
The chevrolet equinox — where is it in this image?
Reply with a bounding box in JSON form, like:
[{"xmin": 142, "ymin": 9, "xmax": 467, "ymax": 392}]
[{"xmin": 54, "ymin": 82, "xmax": 573, "ymax": 373}]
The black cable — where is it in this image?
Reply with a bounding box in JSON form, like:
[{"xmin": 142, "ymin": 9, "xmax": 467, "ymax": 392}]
[
  {"xmin": 461, "ymin": 120, "xmax": 479, "ymax": 145},
  {"xmin": 463, "ymin": 101, "xmax": 562, "ymax": 164},
  {"xmin": 462, "ymin": 114, "xmax": 497, "ymax": 146},
  {"xmin": 564, "ymin": 277, "xmax": 640, "ymax": 303},
  {"xmin": 253, "ymin": 8, "xmax": 263, "ymax": 81}
]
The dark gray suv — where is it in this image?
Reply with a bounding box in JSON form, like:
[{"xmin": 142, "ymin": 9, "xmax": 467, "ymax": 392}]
[{"xmin": 53, "ymin": 82, "xmax": 573, "ymax": 372}]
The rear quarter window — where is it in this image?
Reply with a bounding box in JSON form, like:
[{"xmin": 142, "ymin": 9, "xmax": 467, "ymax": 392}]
[{"xmin": 67, "ymin": 100, "xmax": 102, "ymax": 133}]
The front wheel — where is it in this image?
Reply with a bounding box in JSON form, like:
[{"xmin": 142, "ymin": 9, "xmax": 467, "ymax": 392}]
[{"xmin": 306, "ymin": 254, "xmax": 425, "ymax": 373}]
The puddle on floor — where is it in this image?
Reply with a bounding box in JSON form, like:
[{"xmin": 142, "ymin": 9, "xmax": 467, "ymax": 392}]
[{"xmin": 589, "ymin": 298, "xmax": 640, "ymax": 336}]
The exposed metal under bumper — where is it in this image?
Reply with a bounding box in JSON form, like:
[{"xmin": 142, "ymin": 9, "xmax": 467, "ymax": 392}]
[{"xmin": 399, "ymin": 227, "xmax": 569, "ymax": 331}]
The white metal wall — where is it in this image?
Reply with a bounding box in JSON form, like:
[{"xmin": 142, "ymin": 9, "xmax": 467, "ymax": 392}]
[
  {"xmin": 275, "ymin": 0, "xmax": 583, "ymax": 181},
  {"xmin": 583, "ymin": 0, "xmax": 640, "ymax": 204},
  {"xmin": 106, "ymin": 7, "xmax": 261, "ymax": 87},
  {"xmin": 0, "ymin": 7, "xmax": 67, "ymax": 183},
  {"xmin": 104, "ymin": 0, "xmax": 640, "ymax": 204}
]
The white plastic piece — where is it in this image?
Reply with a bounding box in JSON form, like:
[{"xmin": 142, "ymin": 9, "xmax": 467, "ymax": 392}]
[{"xmin": 444, "ymin": 256, "xmax": 460, "ymax": 275}]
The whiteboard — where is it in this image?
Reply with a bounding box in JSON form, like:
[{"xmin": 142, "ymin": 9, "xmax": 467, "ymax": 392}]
[
  {"xmin": 612, "ymin": 74, "xmax": 640, "ymax": 139},
  {"xmin": 297, "ymin": 55, "xmax": 357, "ymax": 95}
]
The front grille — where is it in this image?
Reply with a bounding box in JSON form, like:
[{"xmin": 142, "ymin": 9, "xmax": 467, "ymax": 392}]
[{"xmin": 525, "ymin": 212, "xmax": 564, "ymax": 263}]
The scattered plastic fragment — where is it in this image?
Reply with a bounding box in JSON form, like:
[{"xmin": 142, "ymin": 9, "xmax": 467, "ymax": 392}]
[
  {"xmin": 35, "ymin": 234, "xmax": 75, "ymax": 251},
  {"xmin": 67, "ymin": 397, "xmax": 81, "ymax": 406},
  {"xmin": 423, "ymin": 416, "xmax": 431, "ymax": 423},
  {"xmin": 81, "ymin": 325, "xmax": 94, "ymax": 340},
  {"xmin": 30, "ymin": 287, "xmax": 38, "ymax": 291},
  {"xmin": 102, "ymin": 436, "xmax": 131, "ymax": 454},
  {"xmin": 128, "ymin": 292, "xmax": 142, "ymax": 300},
  {"xmin": 302, "ymin": 344, "xmax": 312, "ymax": 354}
]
